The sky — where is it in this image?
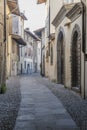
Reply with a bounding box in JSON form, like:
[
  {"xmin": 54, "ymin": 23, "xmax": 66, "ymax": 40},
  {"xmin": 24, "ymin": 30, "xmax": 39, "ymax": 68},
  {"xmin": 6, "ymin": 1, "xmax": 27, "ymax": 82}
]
[{"xmin": 19, "ymin": 0, "xmax": 46, "ymax": 32}]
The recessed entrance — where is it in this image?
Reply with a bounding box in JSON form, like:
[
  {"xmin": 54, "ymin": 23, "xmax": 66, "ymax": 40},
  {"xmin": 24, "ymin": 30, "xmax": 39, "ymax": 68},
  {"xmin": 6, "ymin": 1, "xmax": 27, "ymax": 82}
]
[
  {"xmin": 71, "ymin": 25, "xmax": 81, "ymax": 91},
  {"xmin": 57, "ymin": 31, "xmax": 65, "ymax": 84}
]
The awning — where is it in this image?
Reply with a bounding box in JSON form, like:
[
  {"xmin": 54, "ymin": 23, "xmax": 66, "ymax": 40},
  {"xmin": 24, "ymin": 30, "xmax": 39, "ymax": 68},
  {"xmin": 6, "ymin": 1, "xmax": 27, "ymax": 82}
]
[
  {"xmin": 7, "ymin": 0, "xmax": 20, "ymax": 16},
  {"xmin": 37, "ymin": 0, "xmax": 46, "ymax": 4},
  {"xmin": 11, "ymin": 34, "xmax": 26, "ymax": 46}
]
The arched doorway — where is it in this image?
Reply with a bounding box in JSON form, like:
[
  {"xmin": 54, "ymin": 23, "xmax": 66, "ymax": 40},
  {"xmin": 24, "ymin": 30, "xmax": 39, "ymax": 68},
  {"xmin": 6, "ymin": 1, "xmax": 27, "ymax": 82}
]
[
  {"xmin": 57, "ymin": 30, "xmax": 65, "ymax": 84},
  {"xmin": 71, "ymin": 24, "xmax": 81, "ymax": 91}
]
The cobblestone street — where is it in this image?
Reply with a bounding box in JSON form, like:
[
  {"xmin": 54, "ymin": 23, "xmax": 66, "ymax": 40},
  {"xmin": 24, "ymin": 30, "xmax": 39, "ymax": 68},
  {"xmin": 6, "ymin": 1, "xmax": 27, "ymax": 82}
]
[
  {"xmin": 14, "ymin": 74, "xmax": 79, "ymax": 130},
  {"xmin": 0, "ymin": 77, "xmax": 21, "ymax": 130},
  {"xmin": 1, "ymin": 0, "xmax": 87, "ymax": 130}
]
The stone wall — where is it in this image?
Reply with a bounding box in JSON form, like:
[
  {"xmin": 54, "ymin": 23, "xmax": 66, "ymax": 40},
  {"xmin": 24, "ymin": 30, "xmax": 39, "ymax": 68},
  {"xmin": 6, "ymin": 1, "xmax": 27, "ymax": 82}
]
[{"xmin": 0, "ymin": 0, "xmax": 6, "ymax": 85}]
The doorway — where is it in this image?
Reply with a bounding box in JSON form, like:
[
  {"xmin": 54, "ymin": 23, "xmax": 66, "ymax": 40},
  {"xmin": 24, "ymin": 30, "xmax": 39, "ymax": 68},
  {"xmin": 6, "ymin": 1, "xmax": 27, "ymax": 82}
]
[
  {"xmin": 57, "ymin": 31, "xmax": 65, "ymax": 84},
  {"xmin": 71, "ymin": 25, "xmax": 81, "ymax": 91}
]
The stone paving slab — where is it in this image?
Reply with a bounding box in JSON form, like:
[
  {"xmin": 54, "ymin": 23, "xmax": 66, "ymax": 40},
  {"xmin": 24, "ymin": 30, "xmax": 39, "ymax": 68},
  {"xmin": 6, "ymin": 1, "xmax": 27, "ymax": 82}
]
[{"xmin": 13, "ymin": 75, "xmax": 80, "ymax": 130}]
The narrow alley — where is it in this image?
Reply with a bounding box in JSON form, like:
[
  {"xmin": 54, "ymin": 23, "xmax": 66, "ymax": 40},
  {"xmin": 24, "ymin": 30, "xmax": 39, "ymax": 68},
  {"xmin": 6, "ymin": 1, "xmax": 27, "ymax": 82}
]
[
  {"xmin": 13, "ymin": 74, "xmax": 79, "ymax": 130},
  {"xmin": 1, "ymin": 0, "xmax": 87, "ymax": 130}
]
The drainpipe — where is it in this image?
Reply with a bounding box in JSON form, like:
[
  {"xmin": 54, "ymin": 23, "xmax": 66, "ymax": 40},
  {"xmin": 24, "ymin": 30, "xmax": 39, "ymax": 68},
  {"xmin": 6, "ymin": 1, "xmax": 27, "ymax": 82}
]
[
  {"xmin": 48, "ymin": 0, "xmax": 50, "ymax": 56},
  {"xmin": 49, "ymin": 0, "xmax": 50, "ymax": 38},
  {"xmin": 41, "ymin": 38, "xmax": 43, "ymax": 76},
  {"xmin": 81, "ymin": 0, "xmax": 86, "ymax": 98},
  {"xmin": 4, "ymin": 0, "xmax": 6, "ymax": 42}
]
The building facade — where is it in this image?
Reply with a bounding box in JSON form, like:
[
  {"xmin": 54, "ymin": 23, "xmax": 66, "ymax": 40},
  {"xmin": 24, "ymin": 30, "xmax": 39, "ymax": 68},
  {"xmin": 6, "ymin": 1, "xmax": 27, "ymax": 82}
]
[
  {"xmin": 6, "ymin": 0, "xmax": 26, "ymax": 77},
  {"xmin": 19, "ymin": 28, "xmax": 40, "ymax": 74},
  {"xmin": 51, "ymin": 0, "xmax": 85, "ymax": 98},
  {"xmin": 37, "ymin": 0, "xmax": 87, "ymax": 98},
  {"xmin": 34, "ymin": 28, "xmax": 45, "ymax": 76}
]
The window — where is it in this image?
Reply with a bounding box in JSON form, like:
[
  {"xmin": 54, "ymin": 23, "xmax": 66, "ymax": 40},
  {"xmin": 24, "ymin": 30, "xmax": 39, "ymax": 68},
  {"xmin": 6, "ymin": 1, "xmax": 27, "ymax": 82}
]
[
  {"xmin": 12, "ymin": 40, "xmax": 15, "ymax": 53},
  {"xmin": 50, "ymin": 45, "xmax": 53, "ymax": 65},
  {"xmin": 31, "ymin": 62, "xmax": 32, "ymax": 69},
  {"xmin": 48, "ymin": 43, "xmax": 50, "ymax": 56},
  {"xmin": 21, "ymin": 25, "xmax": 23, "ymax": 36},
  {"xmin": 24, "ymin": 61, "xmax": 26, "ymax": 69},
  {"xmin": 12, "ymin": 15, "xmax": 19, "ymax": 35},
  {"xmin": 25, "ymin": 48, "xmax": 27, "ymax": 57},
  {"xmin": 30, "ymin": 42, "xmax": 32, "ymax": 46},
  {"xmin": 24, "ymin": 33, "xmax": 27, "ymax": 41},
  {"xmin": 27, "ymin": 35, "xmax": 28, "ymax": 41},
  {"xmin": 37, "ymin": 48, "xmax": 40, "ymax": 55},
  {"xmin": 21, "ymin": 47, "xmax": 22, "ymax": 56},
  {"xmin": 17, "ymin": 44, "xmax": 19, "ymax": 56},
  {"xmin": 46, "ymin": 50, "xmax": 49, "ymax": 62},
  {"xmin": 12, "ymin": 60, "xmax": 14, "ymax": 71}
]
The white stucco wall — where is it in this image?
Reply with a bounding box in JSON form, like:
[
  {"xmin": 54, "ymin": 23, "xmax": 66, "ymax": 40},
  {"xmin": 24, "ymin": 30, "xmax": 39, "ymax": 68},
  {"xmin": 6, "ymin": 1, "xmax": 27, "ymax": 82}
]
[{"xmin": 50, "ymin": 0, "xmax": 63, "ymax": 23}]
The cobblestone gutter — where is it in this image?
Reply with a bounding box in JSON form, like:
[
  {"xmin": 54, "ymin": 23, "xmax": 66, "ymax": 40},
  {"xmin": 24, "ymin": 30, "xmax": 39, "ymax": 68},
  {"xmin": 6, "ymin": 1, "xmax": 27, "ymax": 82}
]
[
  {"xmin": 0, "ymin": 77, "xmax": 21, "ymax": 130},
  {"xmin": 37, "ymin": 76, "xmax": 87, "ymax": 130}
]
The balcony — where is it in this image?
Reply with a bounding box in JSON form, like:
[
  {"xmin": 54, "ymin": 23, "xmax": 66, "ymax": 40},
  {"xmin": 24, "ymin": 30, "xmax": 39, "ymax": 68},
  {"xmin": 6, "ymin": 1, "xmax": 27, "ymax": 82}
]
[
  {"xmin": 12, "ymin": 34, "xmax": 26, "ymax": 46},
  {"xmin": 9, "ymin": 14, "xmax": 26, "ymax": 46}
]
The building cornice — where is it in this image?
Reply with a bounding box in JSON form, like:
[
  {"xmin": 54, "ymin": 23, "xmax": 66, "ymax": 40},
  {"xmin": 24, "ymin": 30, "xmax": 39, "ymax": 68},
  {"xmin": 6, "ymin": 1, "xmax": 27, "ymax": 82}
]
[
  {"xmin": 37, "ymin": 0, "xmax": 46, "ymax": 4},
  {"xmin": 7, "ymin": 0, "xmax": 20, "ymax": 16},
  {"xmin": 11, "ymin": 34, "xmax": 26, "ymax": 46},
  {"xmin": 52, "ymin": 4, "xmax": 74, "ymax": 27},
  {"xmin": 25, "ymin": 29, "xmax": 40, "ymax": 41},
  {"xmin": 66, "ymin": 2, "xmax": 82, "ymax": 22}
]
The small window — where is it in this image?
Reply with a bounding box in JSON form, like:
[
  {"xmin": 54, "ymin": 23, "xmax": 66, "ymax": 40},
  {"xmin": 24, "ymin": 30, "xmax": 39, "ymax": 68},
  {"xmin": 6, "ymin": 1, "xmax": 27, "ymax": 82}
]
[
  {"xmin": 85, "ymin": 54, "xmax": 87, "ymax": 61},
  {"xmin": 21, "ymin": 25, "xmax": 22, "ymax": 36},
  {"xmin": 24, "ymin": 61, "xmax": 26, "ymax": 69},
  {"xmin": 27, "ymin": 35, "xmax": 28, "ymax": 41},
  {"xmin": 21, "ymin": 47, "xmax": 22, "ymax": 56},
  {"xmin": 12, "ymin": 40, "xmax": 15, "ymax": 53},
  {"xmin": 46, "ymin": 50, "xmax": 49, "ymax": 62},
  {"xmin": 50, "ymin": 45, "xmax": 53, "ymax": 65}
]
